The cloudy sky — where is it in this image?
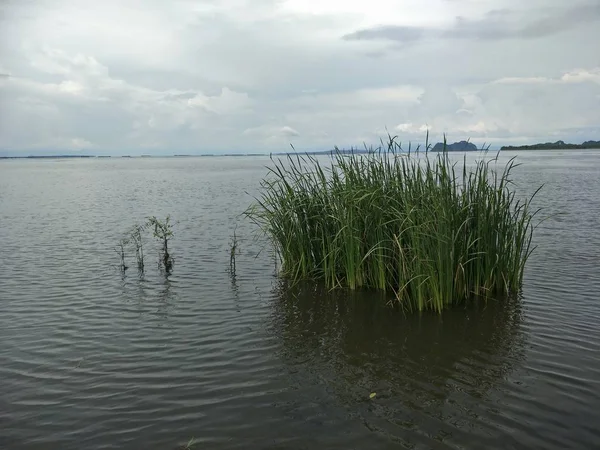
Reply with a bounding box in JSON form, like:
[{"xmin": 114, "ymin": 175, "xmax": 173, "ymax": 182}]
[{"xmin": 0, "ymin": 0, "xmax": 599, "ymax": 155}]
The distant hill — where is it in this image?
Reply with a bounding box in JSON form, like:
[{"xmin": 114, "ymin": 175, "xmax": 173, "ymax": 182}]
[
  {"xmin": 501, "ymin": 140, "xmax": 600, "ymax": 150},
  {"xmin": 431, "ymin": 141, "xmax": 478, "ymax": 152}
]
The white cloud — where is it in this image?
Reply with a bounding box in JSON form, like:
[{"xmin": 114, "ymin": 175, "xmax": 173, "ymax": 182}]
[
  {"xmin": 493, "ymin": 68, "xmax": 600, "ymax": 85},
  {"xmin": 187, "ymin": 88, "xmax": 252, "ymax": 115},
  {"xmin": 243, "ymin": 125, "xmax": 300, "ymax": 138},
  {"xmin": 493, "ymin": 77, "xmax": 551, "ymax": 85},
  {"xmin": 395, "ymin": 123, "xmax": 429, "ymax": 134},
  {"xmin": 280, "ymin": 126, "xmax": 300, "ymax": 137},
  {"xmin": 0, "ymin": 47, "xmax": 254, "ymax": 151},
  {"xmin": 0, "ymin": 0, "xmax": 599, "ymax": 154},
  {"xmin": 279, "ymin": 0, "xmax": 455, "ymax": 29},
  {"xmin": 458, "ymin": 121, "xmax": 499, "ymax": 134},
  {"xmin": 561, "ymin": 68, "xmax": 600, "ymax": 84}
]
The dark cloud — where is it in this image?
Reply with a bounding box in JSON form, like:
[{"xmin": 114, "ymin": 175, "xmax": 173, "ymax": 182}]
[
  {"xmin": 346, "ymin": 26, "xmax": 424, "ymax": 43},
  {"xmin": 343, "ymin": 3, "xmax": 600, "ymax": 43}
]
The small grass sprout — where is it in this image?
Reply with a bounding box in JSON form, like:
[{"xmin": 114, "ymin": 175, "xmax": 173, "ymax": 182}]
[{"xmin": 146, "ymin": 215, "xmax": 174, "ymax": 273}]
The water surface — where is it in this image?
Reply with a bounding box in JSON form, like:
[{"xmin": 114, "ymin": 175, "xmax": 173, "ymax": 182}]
[{"xmin": 1, "ymin": 150, "xmax": 599, "ymax": 449}]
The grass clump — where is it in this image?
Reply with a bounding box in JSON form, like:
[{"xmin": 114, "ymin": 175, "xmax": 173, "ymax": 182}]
[{"xmin": 245, "ymin": 135, "xmax": 541, "ymax": 313}]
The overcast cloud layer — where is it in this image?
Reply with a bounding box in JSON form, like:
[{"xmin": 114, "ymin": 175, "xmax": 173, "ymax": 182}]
[{"xmin": 1, "ymin": 0, "xmax": 599, "ymax": 154}]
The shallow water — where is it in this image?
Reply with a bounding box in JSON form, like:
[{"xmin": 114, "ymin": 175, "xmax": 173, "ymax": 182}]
[{"xmin": 1, "ymin": 150, "xmax": 599, "ymax": 449}]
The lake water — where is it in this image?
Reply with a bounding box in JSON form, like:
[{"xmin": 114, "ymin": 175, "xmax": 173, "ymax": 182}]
[{"xmin": 1, "ymin": 150, "xmax": 599, "ymax": 450}]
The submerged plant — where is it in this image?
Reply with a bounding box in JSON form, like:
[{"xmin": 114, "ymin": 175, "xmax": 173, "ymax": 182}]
[
  {"xmin": 115, "ymin": 239, "xmax": 128, "ymax": 273},
  {"xmin": 229, "ymin": 225, "xmax": 238, "ymax": 275},
  {"xmin": 129, "ymin": 223, "xmax": 146, "ymax": 274},
  {"xmin": 115, "ymin": 215, "xmax": 175, "ymax": 276},
  {"xmin": 177, "ymin": 437, "xmax": 197, "ymax": 450},
  {"xmin": 146, "ymin": 215, "xmax": 174, "ymax": 273},
  {"xmin": 245, "ymin": 135, "xmax": 542, "ymax": 313}
]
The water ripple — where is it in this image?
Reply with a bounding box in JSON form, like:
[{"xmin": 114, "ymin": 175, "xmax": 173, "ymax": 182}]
[{"xmin": 1, "ymin": 153, "xmax": 599, "ymax": 449}]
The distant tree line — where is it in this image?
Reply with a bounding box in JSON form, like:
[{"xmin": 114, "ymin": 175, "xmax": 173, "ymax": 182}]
[{"xmin": 501, "ymin": 140, "xmax": 600, "ymax": 150}]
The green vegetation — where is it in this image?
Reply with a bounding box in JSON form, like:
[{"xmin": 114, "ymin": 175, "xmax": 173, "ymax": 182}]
[
  {"xmin": 130, "ymin": 223, "xmax": 146, "ymax": 274},
  {"xmin": 116, "ymin": 215, "xmax": 174, "ymax": 275},
  {"xmin": 245, "ymin": 136, "xmax": 541, "ymax": 313},
  {"xmin": 229, "ymin": 225, "xmax": 239, "ymax": 275},
  {"xmin": 115, "ymin": 240, "xmax": 128, "ymax": 273},
  {"xmin": 180, "ymin": 437, "xmax": 197, "ymax": 450},
  {"xmin": 146, "ymin": 215, "xmax": 174, "ymax": 273},
  {"xmin": 501, "ymin": 140, "xmax": 600, "ymax": 150}
]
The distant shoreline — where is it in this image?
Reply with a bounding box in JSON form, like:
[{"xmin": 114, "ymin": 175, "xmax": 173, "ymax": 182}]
[
  {"xmin": 0, "ymin": 153, "xmax": 268, "ymax": 159},
  {"xmin": 501, "ymin": 140, "xmax": 600, "ymax": 150},
  {"xmin": 0, "ymin": 155, "xmax": 97, "ymax": 159},
  {"xmin": 2, "ymin": 143, "xmax": 599, "ymax": 159}
]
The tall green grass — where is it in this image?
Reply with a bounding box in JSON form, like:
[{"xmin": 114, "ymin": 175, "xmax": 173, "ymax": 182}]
[{"xmin": 245, "ymin": 136, "xmax": 541, "ymax": 313}]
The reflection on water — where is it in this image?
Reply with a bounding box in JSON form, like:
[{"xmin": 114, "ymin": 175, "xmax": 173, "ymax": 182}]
[
  {"xmin": 119, "ymin": 275, "xmax": 180, "ymax": 321},
  {"xmin": 271, "ymin": 282, "xmax": 525, "ymax": 446}
]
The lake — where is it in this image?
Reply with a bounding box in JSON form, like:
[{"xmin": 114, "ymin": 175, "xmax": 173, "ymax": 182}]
[{"xmin": 1, "ymin": 150, "xmax": 599, "ymax": 449}]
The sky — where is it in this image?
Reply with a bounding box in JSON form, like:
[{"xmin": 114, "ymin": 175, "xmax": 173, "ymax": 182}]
[{"xmin": 0, "ymin": 0, "xmax": 599, "ymax": 155}]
